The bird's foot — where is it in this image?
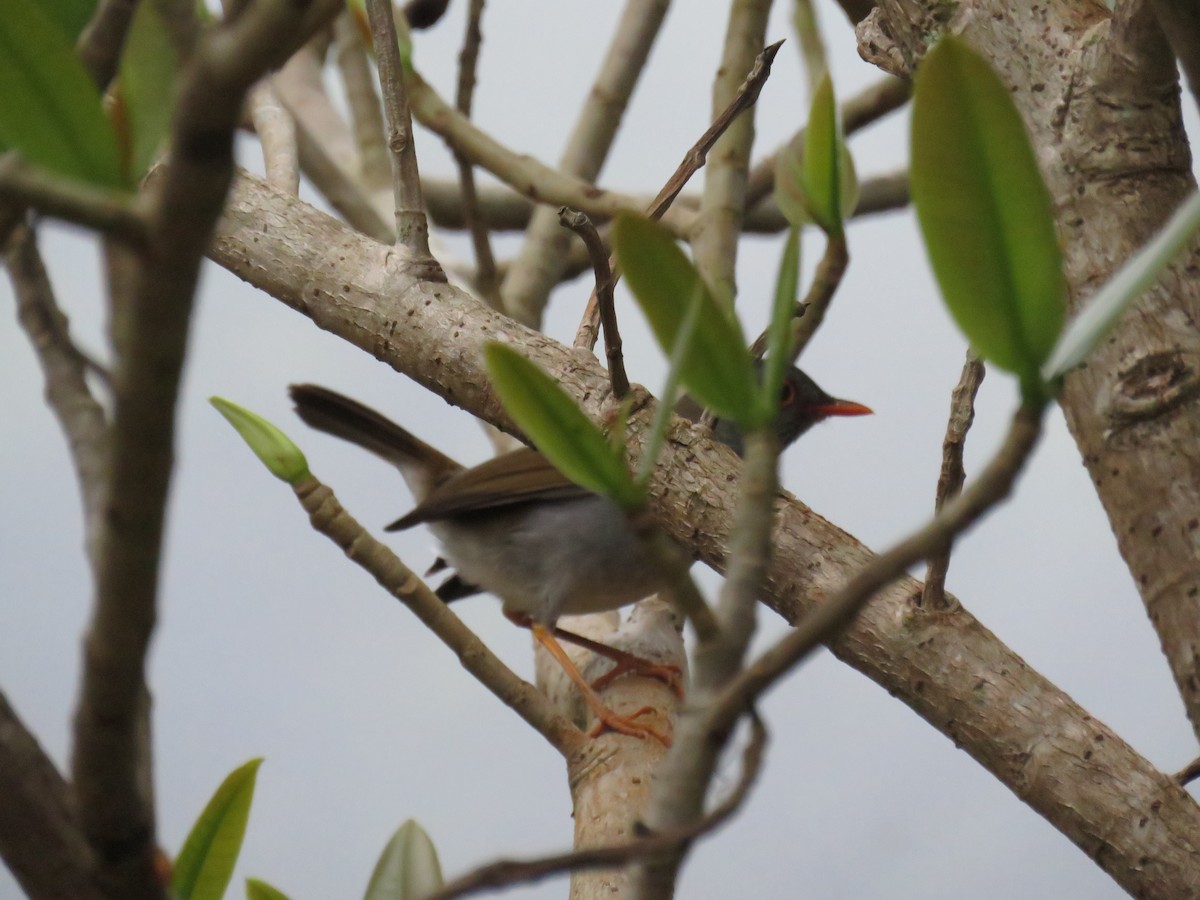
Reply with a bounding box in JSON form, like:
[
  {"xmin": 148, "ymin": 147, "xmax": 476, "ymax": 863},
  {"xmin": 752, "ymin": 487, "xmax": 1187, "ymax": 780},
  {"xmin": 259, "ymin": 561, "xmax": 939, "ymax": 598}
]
[{"xmin": 587, "ymin": 704, "xmax": 672, "ymax": 746}]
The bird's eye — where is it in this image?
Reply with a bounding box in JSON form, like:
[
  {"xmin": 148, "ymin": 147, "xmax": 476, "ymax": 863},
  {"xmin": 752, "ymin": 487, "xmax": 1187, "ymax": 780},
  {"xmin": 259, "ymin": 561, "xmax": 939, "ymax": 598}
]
[{"xmin": 780, "ymin": 379, "xmax": 796, "ymax": 407}]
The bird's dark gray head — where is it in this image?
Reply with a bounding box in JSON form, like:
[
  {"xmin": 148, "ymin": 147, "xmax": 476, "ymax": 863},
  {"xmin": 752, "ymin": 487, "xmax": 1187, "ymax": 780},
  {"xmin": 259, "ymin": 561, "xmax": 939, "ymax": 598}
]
[{"xmin": 710, "ymin": 365, "xmax": 872, "ymax": 456}]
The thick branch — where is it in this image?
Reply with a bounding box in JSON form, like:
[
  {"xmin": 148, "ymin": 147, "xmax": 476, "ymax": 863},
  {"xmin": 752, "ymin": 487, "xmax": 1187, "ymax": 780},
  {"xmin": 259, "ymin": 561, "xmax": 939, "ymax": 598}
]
[
  {"xmin": 862, "ymin": 0, "xmax": 1200, "ymax": 752},
  {"xmin": 208, "ymin": 172, "xmax": 1200, "ymax": 897},
  {"xmin": 72, "ymin": 4, "xmax": 341, "ymax": 897},
  {"xmin": 0, "ymin": 691, "xmax": 103, "ymax": 900}
]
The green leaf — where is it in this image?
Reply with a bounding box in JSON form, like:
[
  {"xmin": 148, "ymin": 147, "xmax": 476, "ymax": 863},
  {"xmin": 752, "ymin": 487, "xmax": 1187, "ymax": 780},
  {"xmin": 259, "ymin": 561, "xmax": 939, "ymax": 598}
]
[
  {"xmin": 760, "ymin": 226, "xmax": 802, "ymax": 413},
  {"xmin": 911, "ymin": 36, "xmax": 1064, "ymax": 399},
  {"xmin": 171, "ymin": 759, "xmax": 264, "ymax": 900},
  {"xmin": 801, "ymin": 74, "xmax": 857, "ymax": 235},
  {"xmin": 1044, "ymin": 190, "xmax": 1200, "ymax": 382},
  {"xmin": 612, "ymin": 213, "xmax": 761, "ymax": 426},
  {"xmin": 246, "ymin": 878, "xmax": 292, "ymax": 900},
  {"xmin": 211, "ymin": 398, "xmax": 310, "ymax": 483},
  {"xmin": 483, "ymin": 344, "xmax": 643, "ymax": 509},
  {"xmin": 773, "ymin": 76, "xmax": 858, "ymax": 233},
  {"xmin": 363, "ymin": 820, "xmax": 444, "ymax": 900},
  {"xmin": 119, "ymin": 1, "xmax": 178, "ymax": 180},
  {"xmin": 0, "ymin": 0, "xmax": 123, "ymax": 187},
  {"xmin": 41, "ymin": 0, "xmax": 97, "ymax": 42}
]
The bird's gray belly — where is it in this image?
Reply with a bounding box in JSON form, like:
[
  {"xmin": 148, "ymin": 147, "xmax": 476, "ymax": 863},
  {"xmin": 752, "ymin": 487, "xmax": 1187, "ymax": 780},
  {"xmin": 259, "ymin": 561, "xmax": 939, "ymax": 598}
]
[{"xmin": 429, "ymin": 495, "xmax": 668, "ymax": 624}]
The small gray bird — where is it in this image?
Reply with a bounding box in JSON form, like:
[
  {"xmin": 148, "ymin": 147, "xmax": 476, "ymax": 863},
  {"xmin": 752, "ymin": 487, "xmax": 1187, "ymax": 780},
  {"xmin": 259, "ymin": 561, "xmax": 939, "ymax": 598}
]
[{"xmin": 290, "ymin": 369, "xmax": 869, "ymax": 740}]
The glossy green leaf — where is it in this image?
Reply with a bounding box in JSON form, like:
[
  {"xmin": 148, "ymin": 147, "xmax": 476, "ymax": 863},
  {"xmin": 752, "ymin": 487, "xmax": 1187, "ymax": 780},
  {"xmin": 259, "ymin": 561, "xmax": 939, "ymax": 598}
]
[
  {"xmin": 761, "ymin": 226, "xmax": 802, "ymax": 413},
  {"xmin": 171, "ymin": 758, "xmax": 264, "ymax": 900},
  {"xmin": 773, "ymin": 76, "xmax": 858, "ymax": 233},
  {"xmin": 120, "ymin": 1, "xmax": 178, "ymax": 179},
  {"xmin": 613, "ymin": 213, "xmax": 762, "ymax": 426},
  {"xmin": 911, "ymin": 36, "xmax": 1064, "ymax": 398},
  {"xmin": 484, "ymin": 344, "xmax": 643, "ymax": 509},
  {"xmin": 246, "ymin": 878, "xmax": 292, "ymax": 900},
  {"xmin": 1044, "ymin": 190, "xmax": 1200, "ymax": 382},
  {"xmin": 211, "ymin": 398, "xmax": 310, "ymax": 483},
  {"xmin": 801, "ymin": 74, "xmax": 858, "ymax": 235},
  {"xmin": 0, "ymin": 0, "xmax": 123, "ymax": 187},
  {"xmin": 363, "ymin": 819, "xmax": 444, "ymax": 900},
  {"xmin": 41, "ymin": 0, "xmax": 97, "ymax": 42}
]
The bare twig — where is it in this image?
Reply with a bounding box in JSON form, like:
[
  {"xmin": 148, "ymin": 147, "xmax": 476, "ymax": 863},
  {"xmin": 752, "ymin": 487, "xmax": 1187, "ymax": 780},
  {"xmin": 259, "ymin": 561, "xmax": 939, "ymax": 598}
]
[
  {"xmin": 0, "ymin": 155, "xmax": 149, "ymax": 246},
  {"xmin": 72, "ymin": 4, "xmax": 342, "ymax": 896},
  {"xmin": 274, "ymin": 46, "xmax": 395, "ymax": 241},
  {"xmin": 711, "ymin": 404, "xmax": 1045, "ymax": 735},
  {"xmin": 293, "ymin": 476, "xmax": 585, "ymax": 756},
  {"xmin": 692, "ymin": 1, "xmax": 775, "ymax": 305},
  {"xmin": 430, "ymin": 713, "xmax": 767, "ymax": 900},
  {"xmin": 634, "ymin": 428, "xmax": 779, "ymax": 897},
  {"xmin": 559, "ymin": 208, "xmax": 628, "ymax": 397},
  {"xmin": 1175, "ymin": 756, "xmax": 1200, "ymax": 787},
  {"xmin": 920, "ymin": 352, "xmax": 985, "ymax": 609},
  {"xmin": 364, "ymin": 0, "xmax": 437, "ymax": 258},
  {"xmin": 425, "ymin": 167, "xmax": 908, "ymax": 236},
  {"xmin": 573, "ymin": 39, "xmax": 785, "ymax": 350},
  {"xmin": 451, "ymin": 0, "xmax": 500, "ymax": 306},
  {"xmin": 747, "ymin": 233, "xmax": 848, "ymax": 362},
  {"xmin": 792, "ymin": 0, "xmax": 828, "ymax": 93},
  {"xmin": 333, "ymin": 11, "xmax": 391, "ymax": 190},
  {"xmin": 786, "ymin": 233, "xmax": 847, "ymax": 362},
  {"xmin": 249, "ymin": 82, "xmax": 299, "ymax": 194},
  {"xmin": 6, "ymin": 225, "xmax": 110, "ymax": 553},
  {"xmin": 406, "ymin": 67, "xmax": 696, "ymax": 237},
  {"xmin": 501, "ymin": 0, "xmax": 670, "ymax": 326},
  {"xmin": 743, "ymin": 74, "xmax": 910, "ymax": 211},
  {"xmin": 76, "ymin": 0, "xmax": 138, "ymax": 88}
]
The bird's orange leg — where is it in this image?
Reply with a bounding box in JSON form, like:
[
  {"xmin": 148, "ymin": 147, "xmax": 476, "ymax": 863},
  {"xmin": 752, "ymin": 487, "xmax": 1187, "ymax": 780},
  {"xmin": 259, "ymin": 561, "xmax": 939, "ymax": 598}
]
[
  {"xmin": 526, "ymin": 623, "xmax": 672, "ymax": 746},
  {"xmin": 550, "ymin": 625, "xmax": 685, "ymax": 698}
]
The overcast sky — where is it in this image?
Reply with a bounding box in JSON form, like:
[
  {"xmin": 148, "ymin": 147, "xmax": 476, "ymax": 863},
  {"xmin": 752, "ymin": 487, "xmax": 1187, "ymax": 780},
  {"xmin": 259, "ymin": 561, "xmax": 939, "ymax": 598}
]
[{"xmin": 2, "ymin": 3, "xmax": 1197, "ymax": 898}]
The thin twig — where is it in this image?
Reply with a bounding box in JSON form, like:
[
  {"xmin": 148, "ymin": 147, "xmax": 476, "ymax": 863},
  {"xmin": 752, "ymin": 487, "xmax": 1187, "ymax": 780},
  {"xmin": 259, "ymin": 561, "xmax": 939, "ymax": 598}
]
[
  {"xmin": 792, "ymin": 0, "xmax": 828, "ymax": 95},
  {"xmin": 1174, "ymin": 756, "xmax": 1200, "ymax": 787},
  {"xmin": 293, "ymin": 476, "xmax": 585, "ymax": 757},
  {"xmin": 6, "ymin": 225, "xmax": 110, "ymax": 554},
  {"xmin": 573, "ymin": 39, "xmax": 784, "ymax": 350},
  {"xmin": 748, "ymin": 232, "xmax": 848, "ymax": 363},
  {"xmin": 920, "ymin": 352, "xmax": 985, "ymax": 609},
  {"xmin": 429, "ymin": 713, "xmax": 767, "ymax": 900},
  {"xmin": 634, "ymin": 428, "xmax": 779, "ymax": 896},
  {"xmin": 249, "ymin": 82, "xmax": 299, "ymax": 195},
  {"xmin": 0, "ymin": 155, "xmax": 149, "ymax": 246},
  {"xmin": 501, "ymin": 0, "xmax": 670, "ymax": 326},
  {"xmin": 692, "ymin": 2, "xmax": 775, "ymax": 304},
  {"xmin": 406, "ymin": 67, "xmax": 696, "ymax": 237},
  {"xmin": 76, "ymin": 0, "xmax": 138, "ymax": 88},
  {"xmin": 709, "ymin": 404, "xmax": 1045, "ymax": 737},
  {"xmin": 333, "ymin": 11, "xmax": 391, "ymax": 191},
  {"xmin": 743, "ymin": 74, "xmax": 910, "ymax": 211},
  {"xmin": 559, "ymin": 207, "xmax": 628, "ymax": 397},
  {"xmin": 452, "ymin": 0, "xmax": 501, "ymax": 306},
  {"xmin": 364, "ymin": 0, "xmax": 436, "ymax": 257}
]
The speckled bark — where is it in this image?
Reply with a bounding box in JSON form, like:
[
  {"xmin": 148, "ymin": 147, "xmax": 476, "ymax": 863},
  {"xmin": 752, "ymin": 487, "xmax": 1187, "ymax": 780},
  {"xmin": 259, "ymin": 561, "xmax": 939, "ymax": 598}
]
[
  {"xmin": 859, "ymin": 0, "xmax": 1200, "ymax": 747},
  {"xmin": 210, "ymin": 171, "xmax": 1200, "ymax": 896}
]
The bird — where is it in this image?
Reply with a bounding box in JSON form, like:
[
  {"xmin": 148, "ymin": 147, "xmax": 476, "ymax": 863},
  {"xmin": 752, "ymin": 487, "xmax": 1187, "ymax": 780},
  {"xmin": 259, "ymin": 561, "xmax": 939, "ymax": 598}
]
[{"xmin": 289, "ymin": 368, "xmax": 870, "ymax": 741}]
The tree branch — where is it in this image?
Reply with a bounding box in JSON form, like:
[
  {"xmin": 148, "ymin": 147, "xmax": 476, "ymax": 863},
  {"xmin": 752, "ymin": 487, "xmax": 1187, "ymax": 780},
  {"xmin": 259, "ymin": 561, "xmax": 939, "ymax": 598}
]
[
  {"xmin": 207, "ymin": 171, "xmax": 1200, "ymax": 898},
  {"xmin": 72, "ymin": 4, "xmax": 342, "ymax": 896}
]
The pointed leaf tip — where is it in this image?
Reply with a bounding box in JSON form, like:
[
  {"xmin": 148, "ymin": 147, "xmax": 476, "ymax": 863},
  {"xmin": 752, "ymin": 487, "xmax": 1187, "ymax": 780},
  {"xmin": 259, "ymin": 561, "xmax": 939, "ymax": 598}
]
[{"xmin": 211, "ymin": 397, "xmax": 309, "ymax": 483}]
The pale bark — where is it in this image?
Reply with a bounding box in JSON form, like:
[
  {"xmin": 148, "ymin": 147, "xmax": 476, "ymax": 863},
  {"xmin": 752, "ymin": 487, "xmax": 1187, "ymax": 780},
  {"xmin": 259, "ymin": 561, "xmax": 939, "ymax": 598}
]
[
  {"xmin": 860, "ymin": 0, "xmax": 1200, "ymax": 746},
  {"xmin": 209, "ymin": 171, "xmax": 1200, "ymax": 897}
]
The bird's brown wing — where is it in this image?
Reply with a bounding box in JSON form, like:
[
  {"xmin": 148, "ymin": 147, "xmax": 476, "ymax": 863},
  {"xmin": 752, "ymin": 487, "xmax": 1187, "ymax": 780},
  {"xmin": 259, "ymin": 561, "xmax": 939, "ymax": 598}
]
[{"xmin": 385, "ymin": 447, "xmax": 589, "ymax": 530}]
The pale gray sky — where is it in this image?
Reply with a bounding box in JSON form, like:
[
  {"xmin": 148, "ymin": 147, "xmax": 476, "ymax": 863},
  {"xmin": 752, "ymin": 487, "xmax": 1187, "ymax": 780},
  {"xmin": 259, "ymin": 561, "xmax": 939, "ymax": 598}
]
[{"xmin": 1, "ymin": 3, "xmax": 1194, "ymax": 898}]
